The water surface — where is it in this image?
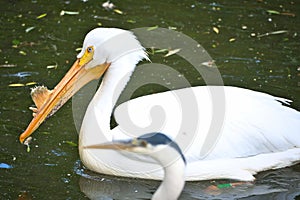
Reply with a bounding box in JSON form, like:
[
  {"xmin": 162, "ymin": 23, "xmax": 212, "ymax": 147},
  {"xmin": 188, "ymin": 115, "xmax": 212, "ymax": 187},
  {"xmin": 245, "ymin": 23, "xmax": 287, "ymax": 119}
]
[{"xmin": 0, "ymin": 0, "xmax": 299, "ymax": 199}]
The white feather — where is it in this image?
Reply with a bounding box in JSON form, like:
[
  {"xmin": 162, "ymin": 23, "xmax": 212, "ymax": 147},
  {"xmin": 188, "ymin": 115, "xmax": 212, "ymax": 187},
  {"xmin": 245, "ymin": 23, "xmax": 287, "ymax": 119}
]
[{"xmin": 78, "ymin": 28, "xmax": 300, "ymax": 181}]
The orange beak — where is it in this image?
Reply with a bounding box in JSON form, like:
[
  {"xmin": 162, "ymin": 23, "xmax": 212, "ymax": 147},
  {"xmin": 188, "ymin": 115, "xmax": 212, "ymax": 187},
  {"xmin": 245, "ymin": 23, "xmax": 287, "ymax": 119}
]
[{"xmin": 19, "ymin": 51, "xmax": 110, "ymax": 143}]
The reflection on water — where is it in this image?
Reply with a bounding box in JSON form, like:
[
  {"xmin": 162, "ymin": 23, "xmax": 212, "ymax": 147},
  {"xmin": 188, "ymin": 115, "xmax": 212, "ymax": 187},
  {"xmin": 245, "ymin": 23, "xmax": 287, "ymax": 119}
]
[
  {"xmin": 0, "ymin": 0, "xmax": 299, "ymax": 199},
  {"xmin": 77, "ymin": 162, "xmax": 300, "ymax": 199}
]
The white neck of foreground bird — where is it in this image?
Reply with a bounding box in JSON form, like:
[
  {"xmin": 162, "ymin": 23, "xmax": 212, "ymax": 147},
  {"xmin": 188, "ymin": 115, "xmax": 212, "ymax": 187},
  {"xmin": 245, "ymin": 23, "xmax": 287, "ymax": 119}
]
[
  {"xmin": 151, "ymin": 148, "xmax": 186, "ymax": 200},
  {"xmin": 84, "ymin": 132, "xmax": 186, "ymax": 200}
]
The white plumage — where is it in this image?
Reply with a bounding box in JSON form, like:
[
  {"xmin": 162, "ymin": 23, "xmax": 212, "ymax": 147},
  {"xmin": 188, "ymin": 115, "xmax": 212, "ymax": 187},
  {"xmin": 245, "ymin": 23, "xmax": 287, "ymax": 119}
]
[
  {"xmin": 78, "ymin": 28, "xmax": 300, "ymax": 181},
  {"xmin": 84, "ymin": 132, "xmax": 187, "ymax": 200},
  {"xmin": 18, "ymin": 28, "xmax": 300, "ymax": 181}
]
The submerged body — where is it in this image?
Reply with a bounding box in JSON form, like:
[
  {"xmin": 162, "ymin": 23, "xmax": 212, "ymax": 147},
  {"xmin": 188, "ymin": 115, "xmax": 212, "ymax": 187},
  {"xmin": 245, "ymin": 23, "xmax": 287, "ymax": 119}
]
[{"xmin": 19, "ymin": 28, "xmax": 300, "ymax": 181}]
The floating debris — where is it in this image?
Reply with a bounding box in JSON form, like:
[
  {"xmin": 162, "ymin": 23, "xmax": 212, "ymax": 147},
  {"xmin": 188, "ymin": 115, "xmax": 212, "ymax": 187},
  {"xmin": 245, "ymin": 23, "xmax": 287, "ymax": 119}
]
[
  {"xmin": 29, "ymin": 106, "xmax": 38, "ymax": 117},
  {"xmin": 147, "ymin": 48, "xmax": 168, "ymax": 55},
  {"xmin": 60, "ymin": 10, "xmax": 79, "ymax": 16},
  {"xmin": 25, "ymin": 82, "xmax": 37, "ymax": 86},
  {"xmin": 102, "ymin": 1, "xmax": 115, "ymax": 10},
  {"xmin": 257, "ymin": 30, "xmax": 288, "ymax": 38},
  {"xmin": 205, "ymin": 181, "xmax": 252, "ymax": 195},
  {"xmin": 164, "ymin": 48, "xmax": 181, "ymax": 57},
  {"xmin": 229, "ymin": 38, "xmax": 236, "ymax": 42},
  {"xmin": 18, "ymin": 191, "xmax": 32, "ymax": 200},
  {"xmin": 0, "ymin": 64, "xmax": 16, "ymax": 68},
  {"xmin": 266, "ymin": 10, "xmax": 281, "ymax": 15},
  {"xmin": 0, "ymin": 163, "xmax": 13, "ymax": 169},
  {"xmin": 8, "ymin": 83, "xmax": 25, "ymax": 87},
  {"xmin": 64, "ymin": 141, "xmax": 78, "ymax": 147},
  {"xmin": 153, "ymin": 48, "xmax": 168, "ymax": 53},
  {"xmin": 213, "ymin": 27, "xmax": 219, "ymax": 34},
  {"xmin": 280, "ymin": 12, "xmax": 296, "ymax": 17},
  {"xmin": 24, "ymin": 136, "xmax": 32, "ymax": 152},
  {"xmin": 267, "ymin": 10, "xmax": 295, "ymax": 17},
  {"xmin": 113, "ymin": 9, "xmax": 123, "ymax": 15},
  {"xmin": 25, "ymin": 26, "xmax": 35, "ymax": 33},
  {"xmin": 147, "ymin": 25, "xmax": 158, "ymax": 31},
  {"xmin": 12, "ymin": 39, "xmax": 21, "ymax": 47},
  {"xmin": 126, "ymin": 19, "xmax": 136, "ymax": 24},
  {"xmin": 241, "ymin": 25, "xmax": 247, "ymax": 30},
  {"xmin": 36, "ymin": 13, "xmax": 47, "ymax": 19},
  {"xmin": 19, "ymin": 50, "xmax": 27, "ymax": 56},
  {"xmin": 168, "ymin": 26, "xmax": 177, "ymax": 30},
  {"xmin": 201, "ymin": 60, "xmax": 215, "ymax": 67},
  {"xmin": 46, "ymin": 63, "xmax": 58, "ymax": 69}
]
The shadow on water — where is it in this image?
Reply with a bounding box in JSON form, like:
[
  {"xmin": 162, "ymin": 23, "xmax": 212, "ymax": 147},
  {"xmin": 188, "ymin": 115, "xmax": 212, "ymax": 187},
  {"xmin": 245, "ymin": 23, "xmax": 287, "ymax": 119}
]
[{"xmin": 0, "ymin": 0, "xmax": 299, "ymax": 199}]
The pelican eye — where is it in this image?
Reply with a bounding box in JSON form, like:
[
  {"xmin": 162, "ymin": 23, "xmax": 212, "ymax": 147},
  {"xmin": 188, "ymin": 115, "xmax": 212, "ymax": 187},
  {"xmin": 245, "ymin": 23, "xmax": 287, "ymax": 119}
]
[
  {"xmin": 87, "ymin": 46, "xmax": 94, "ymax": 53},
  {"xmin": 79, "ymin": 46, "xmax": 94, "ymax": 66}
]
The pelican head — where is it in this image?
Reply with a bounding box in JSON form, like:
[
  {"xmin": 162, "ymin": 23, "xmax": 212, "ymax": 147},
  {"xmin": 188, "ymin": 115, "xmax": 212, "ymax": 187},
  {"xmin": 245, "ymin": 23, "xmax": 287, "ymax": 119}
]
[
  {"xmin": 19, "ymin": 28, "xmax": 147, "ymax": 143},
  {"xmin": 84, "ymin": 132, "xmax": 186, "ymax": 200},
  {"xmin": 77, "ymin": 28, "xmax": 147, "ymax": 69}
]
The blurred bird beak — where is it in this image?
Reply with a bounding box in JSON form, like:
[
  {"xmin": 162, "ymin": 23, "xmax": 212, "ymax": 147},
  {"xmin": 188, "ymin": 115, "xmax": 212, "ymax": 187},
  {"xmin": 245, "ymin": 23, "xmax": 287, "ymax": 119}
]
[{"xmin": 84, "ymin": 142, "xmax": 133, "ymax": 151}]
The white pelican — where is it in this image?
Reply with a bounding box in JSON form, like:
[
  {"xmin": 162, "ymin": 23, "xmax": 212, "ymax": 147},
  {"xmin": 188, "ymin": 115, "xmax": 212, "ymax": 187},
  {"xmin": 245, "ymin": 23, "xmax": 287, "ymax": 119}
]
[
  {"xmin": 84, "ymin": 132, "xmax": 186, "ymax": 200},
  {"xmin": 19, "ymin": 28, "xmax": 300, "ymax": 181}
]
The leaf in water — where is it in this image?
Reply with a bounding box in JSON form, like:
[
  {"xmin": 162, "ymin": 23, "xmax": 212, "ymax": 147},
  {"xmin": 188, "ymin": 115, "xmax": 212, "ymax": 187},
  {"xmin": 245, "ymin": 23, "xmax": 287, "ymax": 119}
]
[
  {"xmin": 12, "ymin": 39, "xmax": 21, "ymax": 46},
  {"xmin": 127, "ymin": 19, "xmax": 136, "ymax": 24},
  {"xmin": 9, "ymin": 83, "xmax": 25, "ymax": 87},
  {"xmin": 229, "ymin": 38, "xmax": 236, "ymax": 42},
  {"xmin": 147, "ymin": 25, "xmax": 158, "ymax": 31},
  {"xmin": 64, "ymin": 141, "xmax": 78, "ymax": 147},
  {"xmin": 154, "ymin": 49, "xmax": 168, "ymax": 53},
  {"xmin": 46, "ymin": 63, "xmax": 58, "ymax": 69},
  {"xmin": 213, "ymin": 27, "xmax": 219, "ymax": 34},
  {"xmin": 60, "ymin": 10, "xmax": 79, "ymax": 16},
  {"xmin": 0, "ymin": 163, "xmax": 13, "ymax": 169},
  {"xmin": 19, "ymin": 50, "xmax": 27, "ymax": 56},
  {"xmin": 26, "ymin": 145, "xmax": 31, "ymax": 152},
  {"xmin": 25, "ymin": 82, "xmax": 37, "ymax": 86},
  {"xmin": 266, "ymin": 10, "xmax": 281, "ymax": 15},
  {"xmin": 257, "ymin": 30, "xmax": 288, "ymax": 38},
  {"xmin": 36, "ymin": 13, "xmax": 47, "ymax": 19},
  {"xmin": 0, "ymin": 64, "xmax": 16, "ymax": 68},
  {"xmin": 269, "ymin": 30, "xmax": 288, "ymax": 35},
  {"xmin": 113, "ymin": 9, "xmax": 123, "ymax": 15},
  {"xmin": 25, "ymin": 26, "xmax": 35, "ymax": 33},
  {"xmin": 164, "ymin": 48, "xmax": 181, "ymax": 57}
]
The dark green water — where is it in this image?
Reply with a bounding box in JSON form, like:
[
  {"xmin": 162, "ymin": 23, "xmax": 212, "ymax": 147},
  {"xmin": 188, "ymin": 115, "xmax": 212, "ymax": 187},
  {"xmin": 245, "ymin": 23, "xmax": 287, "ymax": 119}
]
[{"xmin": 0, "ymin": 0, "xmax": 299, "ymax": 199}]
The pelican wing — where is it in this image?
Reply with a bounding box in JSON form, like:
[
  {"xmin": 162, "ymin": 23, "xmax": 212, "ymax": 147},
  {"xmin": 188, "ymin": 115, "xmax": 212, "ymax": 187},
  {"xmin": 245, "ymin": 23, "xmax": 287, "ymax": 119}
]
[{"xmin": 112, "ymin": 86, "xmax": 300, "ymax": 180}]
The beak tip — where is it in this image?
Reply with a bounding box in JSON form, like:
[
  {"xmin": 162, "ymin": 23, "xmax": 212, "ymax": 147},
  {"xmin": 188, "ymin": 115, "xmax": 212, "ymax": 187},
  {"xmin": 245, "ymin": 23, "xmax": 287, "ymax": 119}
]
[
  {"xmin": 19, "ymin": 137, "xmax": 25, "ymax": 144},
  {"xmin": 19, "ymin": 133, "xmax": 27, "ymax": 144}
]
